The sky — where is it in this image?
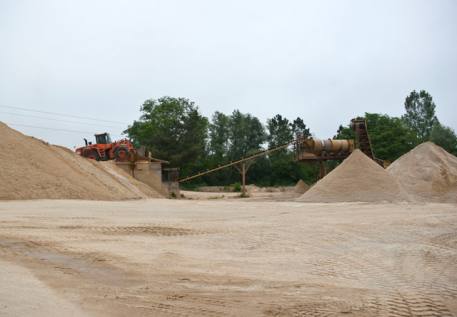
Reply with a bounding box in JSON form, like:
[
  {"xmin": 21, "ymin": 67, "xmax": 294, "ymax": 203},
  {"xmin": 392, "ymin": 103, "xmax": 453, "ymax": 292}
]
[{"xmin": 0, "ymin": 0, "xmax": 456, "ymax": 148}]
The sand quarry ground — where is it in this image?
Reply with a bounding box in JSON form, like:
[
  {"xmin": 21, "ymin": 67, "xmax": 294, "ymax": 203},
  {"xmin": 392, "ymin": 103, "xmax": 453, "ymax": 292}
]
[{"xmin": 1, "ymin": 198, "xmax": 456, "ymax": 317}]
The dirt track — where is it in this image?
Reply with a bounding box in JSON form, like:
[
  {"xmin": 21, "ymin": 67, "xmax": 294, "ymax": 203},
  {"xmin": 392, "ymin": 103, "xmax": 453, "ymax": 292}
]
[{"xmin": 0, "ymin": 199, "xmax": 456, "ymax": 316}]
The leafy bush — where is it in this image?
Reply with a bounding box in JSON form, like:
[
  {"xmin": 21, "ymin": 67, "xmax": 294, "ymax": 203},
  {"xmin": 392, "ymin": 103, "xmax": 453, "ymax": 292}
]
[{"xmin": 232, "ymin": 182, "xmax": 241, "ymax": 192}]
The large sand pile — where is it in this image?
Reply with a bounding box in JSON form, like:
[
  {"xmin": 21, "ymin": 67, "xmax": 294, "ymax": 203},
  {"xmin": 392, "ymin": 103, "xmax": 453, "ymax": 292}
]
[
  {"xmin": 387, "ymin": 142, "xmax": 457, "ymax": 203},
  {"xmin": 0, "ymin": 122, "xmax": 163, "ymax": 200},
  {"xmin": 298, "ymin": 149, "xmax": 409, "ymax": 203}
]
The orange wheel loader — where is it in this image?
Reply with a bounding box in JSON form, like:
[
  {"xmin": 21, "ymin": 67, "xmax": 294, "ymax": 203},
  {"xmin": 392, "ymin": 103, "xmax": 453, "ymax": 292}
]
[{"xmin": 75, "ymin": 132, "xmax": 136, "ymax": 162}]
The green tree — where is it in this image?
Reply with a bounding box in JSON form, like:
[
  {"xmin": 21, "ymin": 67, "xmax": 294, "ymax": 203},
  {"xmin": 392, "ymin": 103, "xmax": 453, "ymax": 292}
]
[
  {"xmin": 208, "ymin": 111, "xmax": 230, "ymax": 160},
  {"xmin": 365, "ymin": 113, "xmax": 418, "ymax": 162},
  {"xmin": 334, "ymin": 124, "xmax": 355, "ymax": 140},
  {"xmin": 267, "ymin": 114, "xmax": 293, "ymax": 148},
  {"xmin": 291, "ymin": 117, "xmax": 311, "ymax": 139},
  {"xmin": 203, "ymin": 110, "xmax": 268, "ymax": 186},
  {"xmin": 125, "ymin": 97, "xmax": 208, "ymax": 176},
  {"xmin": 430, "ymin": 123, "xmax": 457, "ymax": 156},
  {"xmin": 335, "ymin": 113, "xmax": 418, "ymax": 162},
  {"xmin": 289, "ymin": 118, "xmax": 317, "ymax": 185},
  {"xmin": 334, "ymin": 113, "xmax": 417, "ymax": 162},
  {"xmin": 265, "ymin": 115, "xmax": 318, "ymax": 186},
  {"xmin": 402, "ymin": 90, "xmax": 438, "ymax": 142},
  {"xmin": 225, "ymin": 110, "xmax": 267, "ymax": 185},
  {"xmin": 266, "ymin": 114, "xmax": 293, "ymax": 184},
  {"xmin": 227, "ymin": 110, "xmax": 266, "ymax": 160},
  {"xmin": 203, "ymin": 112, "xmax": 232, "ymax": 185}
]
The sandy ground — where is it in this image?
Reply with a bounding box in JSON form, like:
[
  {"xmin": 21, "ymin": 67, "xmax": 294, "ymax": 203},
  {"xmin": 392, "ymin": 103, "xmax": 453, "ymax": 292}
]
[
  {"xmin": 0, "ymin": 199, "xmax": 456, "ymax": 316},
  {"xmin": 181, "ymin": 188, "xmax": 301, "ymax": 201}
]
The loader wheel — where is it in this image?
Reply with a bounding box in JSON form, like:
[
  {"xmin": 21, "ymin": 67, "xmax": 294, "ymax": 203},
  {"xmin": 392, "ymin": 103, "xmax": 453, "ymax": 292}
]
[
  {"xmin": 87, "ymin": 149, "xmax": 100, "ymax": 161},
  {"xmin": 114, "ymin": 147, "xmax": 129, "ymax": 162}
]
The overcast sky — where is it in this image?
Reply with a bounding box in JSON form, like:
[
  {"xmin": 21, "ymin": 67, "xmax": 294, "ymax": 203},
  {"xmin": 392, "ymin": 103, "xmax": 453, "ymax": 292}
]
[{"xmin": 1, "ymin": 0, "xmax": 456, "ymax": 148}]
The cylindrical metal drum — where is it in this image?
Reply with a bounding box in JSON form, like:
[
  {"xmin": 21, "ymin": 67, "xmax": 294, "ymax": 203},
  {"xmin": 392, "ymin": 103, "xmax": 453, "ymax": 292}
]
[{"xmin": 301, "ymin": 138, "xmax": 353, "ymax": 155}]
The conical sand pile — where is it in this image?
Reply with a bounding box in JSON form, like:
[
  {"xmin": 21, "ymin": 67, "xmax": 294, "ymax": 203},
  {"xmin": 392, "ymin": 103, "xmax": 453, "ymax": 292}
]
[
  {"xmin": 387, "ymin": 142, "xmax": 457, "ymax": 203},
  {"xmin": 0, "ymin": 122, "xmax": 163, "ymax": 200},
  {"xmin": 298, "ymin": 149, "xmax": 409, "ymax": 203},
  {"xmin": 294, "ymin": 180, "xmax": 309, "ymax": 194}
]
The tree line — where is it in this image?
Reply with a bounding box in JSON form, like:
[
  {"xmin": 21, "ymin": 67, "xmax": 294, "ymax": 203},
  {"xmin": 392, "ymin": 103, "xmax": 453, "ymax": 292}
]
[{"xmin": 125, "ymin": 91, "xmax": 457, "ymax": 187}]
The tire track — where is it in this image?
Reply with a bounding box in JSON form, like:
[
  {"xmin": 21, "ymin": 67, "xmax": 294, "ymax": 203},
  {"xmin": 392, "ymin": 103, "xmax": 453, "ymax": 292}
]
[{"xmin": 59, "ymin": 225, "xmax": 209, "ymax": 236}]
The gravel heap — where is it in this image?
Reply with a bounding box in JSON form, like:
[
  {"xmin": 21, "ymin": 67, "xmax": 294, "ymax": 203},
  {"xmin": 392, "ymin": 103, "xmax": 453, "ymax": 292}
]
[
  {"xmin": 294, "ymin": 180, "xmax": 309, "ymax": 194},
  {"xmin": 387, "ymin": 142, "xmax": 457, "ymax": 203},
  {"xmin": 299, "ymin": 149, "xmax": 409, "ymax": 203}
]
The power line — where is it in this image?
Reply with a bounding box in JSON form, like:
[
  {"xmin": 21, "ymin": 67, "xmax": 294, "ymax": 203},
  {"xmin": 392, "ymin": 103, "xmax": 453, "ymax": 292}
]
[
  {"xmin": 0, "ymin": 104, "xmax": 128, "ymax": 124},
  {"xmin": 7, "ymin": 122, "xmax": 123, "ymax": 137},
  {"xmin": 0, "ymin": 110, "xmax": 125, "ymax": 129}
]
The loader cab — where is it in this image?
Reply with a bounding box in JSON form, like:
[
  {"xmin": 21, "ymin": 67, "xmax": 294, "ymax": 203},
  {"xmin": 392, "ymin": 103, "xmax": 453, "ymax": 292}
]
[{"xmin": 94, "ymin": 133, "xmax": 112, "ymax": 145}]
